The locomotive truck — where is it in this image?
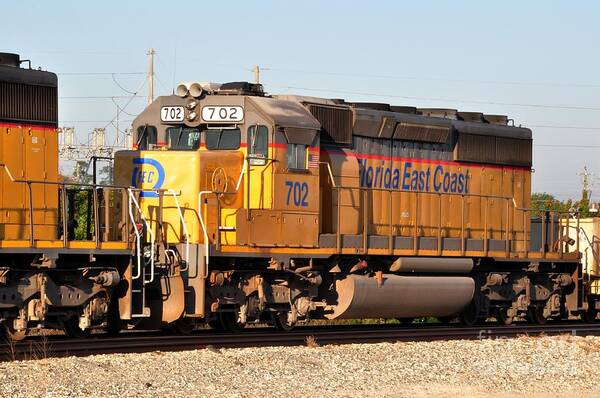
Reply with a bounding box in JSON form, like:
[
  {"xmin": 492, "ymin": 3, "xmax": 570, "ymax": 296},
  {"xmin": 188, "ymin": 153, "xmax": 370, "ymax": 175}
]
[{"xmin": 0, "ymin": 53, "xmax": 598, "ymax": 340}]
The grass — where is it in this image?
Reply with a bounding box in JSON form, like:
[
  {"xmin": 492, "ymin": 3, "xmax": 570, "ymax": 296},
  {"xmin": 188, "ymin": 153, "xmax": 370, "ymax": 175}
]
[{"xmin": 305, "ymin": 335, "xmax": 319, "ymax": 348}]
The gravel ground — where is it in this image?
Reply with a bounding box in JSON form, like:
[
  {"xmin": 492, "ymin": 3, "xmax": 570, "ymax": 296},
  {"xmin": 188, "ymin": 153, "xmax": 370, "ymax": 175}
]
[{"xmin": 0, "ymin": 334, "xmax": 599, "ymax": 397}]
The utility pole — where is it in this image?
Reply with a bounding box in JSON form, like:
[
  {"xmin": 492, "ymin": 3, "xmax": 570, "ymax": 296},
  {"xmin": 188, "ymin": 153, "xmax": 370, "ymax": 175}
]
[
  {"xmin": 147, "ymin": 48, "xmax": 155, "ymax": 105},
  {"xmin": 252, "ymin": 65, "xmax": 260, "ymax": 84}
]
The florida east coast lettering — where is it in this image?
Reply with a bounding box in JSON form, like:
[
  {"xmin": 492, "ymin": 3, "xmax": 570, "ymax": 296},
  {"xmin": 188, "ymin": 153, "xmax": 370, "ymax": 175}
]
[{"xmin": 357, "ymin": 159, "xmax": 470, "ymax": 194}]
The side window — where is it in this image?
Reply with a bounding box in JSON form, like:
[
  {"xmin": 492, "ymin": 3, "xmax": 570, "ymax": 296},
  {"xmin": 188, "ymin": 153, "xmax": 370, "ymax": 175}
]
[
  {"xmin": 247, "ymin": 125, "xmax": 268, "ymax": 165},
  {"xmin": 287, "ymin": 143, "xmax": 307, "ymax": 170},
  {"xmin": 136, "ymin": 125, "xmax": 157, "ymax": 150}
]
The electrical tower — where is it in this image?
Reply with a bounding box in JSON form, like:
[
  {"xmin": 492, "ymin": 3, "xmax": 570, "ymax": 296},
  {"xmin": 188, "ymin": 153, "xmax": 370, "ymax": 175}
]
[
  {"xmin": 58, "ymin": 127, "xmax": 131, "ymax": 161},
  {"xmin": 578, "ymin": 166, "xmax": 593, "ymax": 198}
]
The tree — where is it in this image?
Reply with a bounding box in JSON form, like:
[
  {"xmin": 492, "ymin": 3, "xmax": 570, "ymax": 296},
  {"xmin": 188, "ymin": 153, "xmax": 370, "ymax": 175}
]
[
  {"xmin": 531, "ymin": 192, "xmax": 572, "ymax": 217},
  {"xmin": 72, "ymin": 160, "xmax": 92, "ymax": 184},
  {"xmin": 98, "ymin": 164, "xmax": 113, "ymax": 185}
]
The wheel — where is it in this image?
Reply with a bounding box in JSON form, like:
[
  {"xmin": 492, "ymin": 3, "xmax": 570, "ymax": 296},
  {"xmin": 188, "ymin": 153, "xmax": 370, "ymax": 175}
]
[
  {"xmin": 219, "ymin": 311, "xmax": 245, "ymax": 333},
  {"xmin": 173, "ymin": 317, "xmax": 195, "ymax": 334},
  {"xmin": 495, "ymin": 308, "xmax": 514, "ymax": 326},
  {"xmin": 527, "ymin": 306, "xmax": 547, "ymax": 325},
  {"xmin": 62, "ymin": 316, "xmax": 90, "ymax": 338},
  {"xmin": 272, "ymin": 312, "xmax": 296, "ymax": 332},
  {"xmin": 397, "ymin": 318, "xmax": 414, "ymax": 327},
  {"xmin": 3, "ymin": 321, "xmax": 26, "ymax": 342},
  {"xmin": 459, "ymin": 301, "xmax": 479, "ymax": 326}
]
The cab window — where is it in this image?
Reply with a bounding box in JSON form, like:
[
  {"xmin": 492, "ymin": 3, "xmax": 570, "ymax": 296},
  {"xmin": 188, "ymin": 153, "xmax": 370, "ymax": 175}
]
[
  {"xmin": 247, "ymin": 125, "xmax": 268, "ymax": 162},
  {"xmin": 287, "ymin": 143, "xmax": 307, "ymax": 170},
  {"xmin": 136, "ymin": 125, "xmax": 157, "ymax": 150},
  {"xmin": 205, "ymin": 127, "xmax": 241, "ymax": 150},
  {"xmin": 167, "ymin": 127, "xmax": 201, "ymax": 150}
]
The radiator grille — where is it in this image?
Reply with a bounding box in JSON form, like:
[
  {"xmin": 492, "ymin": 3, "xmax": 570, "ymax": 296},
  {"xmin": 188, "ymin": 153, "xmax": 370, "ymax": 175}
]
[
  {"xmin": 454, "ymin": 133, "xmax": 531, "ymax": 167},
  {"xmin": 394, "ymin": 122, "xmax": 450, "ymax": 143},
  {"xmin": 0, "ymin": 82, "xmax": 58, "ymax": 125},
  {"xmin": 307, "ymin": 104, "xmax": 352, "ymax": 145}
]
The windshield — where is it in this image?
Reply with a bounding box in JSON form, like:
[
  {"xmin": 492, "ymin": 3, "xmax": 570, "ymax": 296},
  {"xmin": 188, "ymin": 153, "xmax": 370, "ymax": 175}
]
[
  {"xmin": 205, "ymin": 127, "xmax": 241, "ymax": 150},
  {"xmin": 167, "ymin": 127, "xmax": 201, "ymax": 150}
]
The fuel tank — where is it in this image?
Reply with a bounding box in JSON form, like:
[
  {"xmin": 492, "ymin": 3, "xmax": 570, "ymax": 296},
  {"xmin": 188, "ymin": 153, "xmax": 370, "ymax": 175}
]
[{"xmin": 326, "ymin": 274, "xmax": 474, "ymax": 319}]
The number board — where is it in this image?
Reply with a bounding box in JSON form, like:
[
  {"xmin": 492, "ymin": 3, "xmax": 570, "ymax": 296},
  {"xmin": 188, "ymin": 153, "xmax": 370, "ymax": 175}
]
[
  {"xmin": 201, "ymin": 106, "xmax": 244, "ymax": 123},
  {"xmin": 160, "ymin": 106, "xmax": 185, "ymax": 122}
]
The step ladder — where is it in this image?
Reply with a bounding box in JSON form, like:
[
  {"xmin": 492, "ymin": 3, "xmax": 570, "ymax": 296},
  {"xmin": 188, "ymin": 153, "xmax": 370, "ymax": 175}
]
[{"xmin": 128, "ymin": 188, "xmax": 155, "ymax": 318}]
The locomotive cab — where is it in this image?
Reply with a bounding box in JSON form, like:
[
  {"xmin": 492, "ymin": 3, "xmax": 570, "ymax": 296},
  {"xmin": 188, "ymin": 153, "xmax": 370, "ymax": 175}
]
[
  {"xmin": 114, "ymin": 82, "xmax": 323, "ymax": 323},
  {"xmin": 115, "ymin": 82, "xmax": 322, "ymax": 248}
]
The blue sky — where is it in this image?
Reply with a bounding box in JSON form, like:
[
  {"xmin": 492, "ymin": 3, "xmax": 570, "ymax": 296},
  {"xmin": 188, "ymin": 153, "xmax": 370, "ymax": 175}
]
[{"xmin": 3, "ymin": 1, "xmax": 600, "ymax": 199}]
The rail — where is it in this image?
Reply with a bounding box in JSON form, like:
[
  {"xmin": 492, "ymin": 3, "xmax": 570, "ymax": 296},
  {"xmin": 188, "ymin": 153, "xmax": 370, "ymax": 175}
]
[
  {"xmin": 0, "ymin": 163, "xmax": 135, "ymax": 247},
  {"xmin": 195, "ymin": 158, "xmax": 579, "ymax": 261}
]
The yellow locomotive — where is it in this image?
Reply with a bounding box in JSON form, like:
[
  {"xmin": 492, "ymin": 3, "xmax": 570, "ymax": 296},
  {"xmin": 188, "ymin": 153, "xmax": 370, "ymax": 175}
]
[
  {"xmin": 0, "ymin": 53, "xmax": 129, "ymax": 340},
  {"xmin": 0, "ymin": 54, "xmax": 597, "ymax": 340},
  {"xmin": 113, "ymin": 80, "xmax": 593, "ymax": 331}
]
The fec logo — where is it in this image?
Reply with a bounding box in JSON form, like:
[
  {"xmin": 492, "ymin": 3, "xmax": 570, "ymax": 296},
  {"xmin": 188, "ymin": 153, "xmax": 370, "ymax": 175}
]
[{"xmin": 131, "ymin": 157, "xmax": 165, "ymax": 198}]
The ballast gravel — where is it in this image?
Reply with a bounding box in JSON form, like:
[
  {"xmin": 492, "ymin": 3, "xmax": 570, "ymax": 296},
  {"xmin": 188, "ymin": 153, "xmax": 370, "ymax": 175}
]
[{"xmin": 0, "ymin": 334, "xmax": 599, "ymax": 397}]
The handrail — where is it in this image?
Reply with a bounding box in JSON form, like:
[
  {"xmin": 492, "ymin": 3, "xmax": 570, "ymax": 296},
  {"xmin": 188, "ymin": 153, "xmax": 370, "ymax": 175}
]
[
  {"xmin": 566, "ymin": 224, "xmax": 600, "ymax": 273},
  {"xmin": 318, "ymin": 160, "xmax": 576, "ymax": 257},
  {"xmin": 197, "ymin": 191, "xmax": 211, "ymax": 277},
  {"xmin": 167, "ymin": 189, "xmax": 190, "ymax": 269},
  {"xmin": 0, "ymin": 163, "xmax": 133, "ymax": 190},
  {"xmin": 195, "ymin": 161, "xmax": 247, "ymax": 275},
  {"xmin": 235, "ymin": 160, "xmax": 247, "ymax": 192},
  {"xmin": 319, "ymin": 161, "xmax": 337, "ymax": 188},
  {"xmin": 127, "ymin": 190, "xmax": 142, "ymax": 280},
  {"xmin": 128, "ymin": 189, "xmax": 156, "ymax": 284}
]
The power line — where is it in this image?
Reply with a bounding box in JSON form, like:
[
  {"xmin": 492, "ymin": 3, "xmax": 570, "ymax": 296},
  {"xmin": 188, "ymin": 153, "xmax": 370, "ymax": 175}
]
[
  {"xmin": 535, "ymin": 144, "xmax": 600, "ymax": 148},
  {"xmin": 260, "ymin": 66, "xmax": 600, "ymax": 89},
  {"xmin": 59, "ymin": 95, "xmax": 145, "ymax": 99},
  {"xmin": 111, "ymin": 74, "xmax": 140, "ymax": 95},
  {"xmin": 529, "ymin": 124, "xmax": 600, "ymax": 130},
  {"xmin": 111, "ymin": 97, "xmax": 140, "ymax": 117},
  {"xmin": 57, "ymin": 72, "xmax": 144, "ymax": 76},
  {"xmin": 101, "ymin": 80, "xmax": 146, "ymax": 130},
  {"xmin": 59, "ymin": 119, "xmax": 134, "ymax": 123},
  {"xmin": 272, "ymin": 85, "xmax": 600, "ymax": 112}
]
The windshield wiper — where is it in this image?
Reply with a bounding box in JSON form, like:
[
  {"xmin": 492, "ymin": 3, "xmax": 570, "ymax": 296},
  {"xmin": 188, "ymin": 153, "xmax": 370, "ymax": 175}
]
[{"xmin": 175, "ymin": 127, "xmax": 184, "ymax": 148}]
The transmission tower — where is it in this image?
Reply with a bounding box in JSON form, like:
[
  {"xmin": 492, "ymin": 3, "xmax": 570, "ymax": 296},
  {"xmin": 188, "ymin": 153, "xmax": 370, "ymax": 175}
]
[
  {"xmin": 58, "ymin": 127, "xmax": 131, "ymax": 162},
  {"xmin": 578, "ymin": 166, "xmax": 593, "ymax": 198}
]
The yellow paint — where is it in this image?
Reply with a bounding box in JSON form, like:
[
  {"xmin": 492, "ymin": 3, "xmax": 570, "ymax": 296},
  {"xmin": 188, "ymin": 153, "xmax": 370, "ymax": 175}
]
[
  {"xmin": 0, "ymin": 239, "xmax": 128, "ymax": 250},
  {"xmin": 115, "ymin": 150, "xmax": 202, "ymax": 244},
  {"xmin": 0, "ymin": 124, "xmax": 58, "ymax": 241}
]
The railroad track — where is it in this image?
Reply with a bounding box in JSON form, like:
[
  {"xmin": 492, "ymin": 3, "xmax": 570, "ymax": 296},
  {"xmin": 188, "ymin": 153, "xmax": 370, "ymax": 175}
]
[{"xmin": 2, "ymin": 322, "xmax": 599, "ymax": 361}]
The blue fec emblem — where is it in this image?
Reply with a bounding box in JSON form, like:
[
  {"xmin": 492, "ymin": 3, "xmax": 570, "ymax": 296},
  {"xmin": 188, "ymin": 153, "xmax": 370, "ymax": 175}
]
[{"xmin": 131, "ymin": 158, "xmax": 165, "ymax": 198}]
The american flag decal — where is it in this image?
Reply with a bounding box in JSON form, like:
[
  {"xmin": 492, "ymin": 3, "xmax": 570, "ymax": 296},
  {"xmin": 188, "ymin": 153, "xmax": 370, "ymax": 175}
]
[{"xmin": 308, "ymin": 149, "xmax": 320, "ymax": 168}]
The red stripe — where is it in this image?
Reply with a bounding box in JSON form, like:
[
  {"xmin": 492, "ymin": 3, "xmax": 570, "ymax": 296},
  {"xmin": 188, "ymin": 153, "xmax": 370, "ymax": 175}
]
[
  {"xmin": 322, "ymin": 148, "xmax": 530, "ymax": 171},
  {"xmin": 131, "ymin": 141, "xmax": 528, "ymax": 171},
  {"xmin": 0, "ymin": 121, "xmax": 57, "ymax": 130}
]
